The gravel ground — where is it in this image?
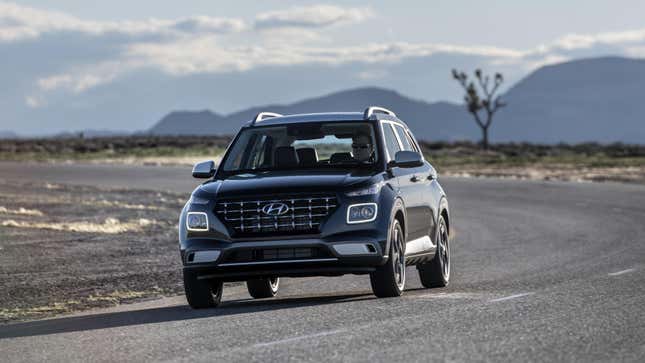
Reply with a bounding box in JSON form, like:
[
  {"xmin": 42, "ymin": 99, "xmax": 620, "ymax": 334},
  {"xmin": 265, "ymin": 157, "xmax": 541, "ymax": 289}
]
[
  {"xmin": 0, "ymin": 180, "xmax": 187, "ymax": 323},
  {"xmin": 441, "ymin": 164, "xmax": 645, "ymax": 183}
]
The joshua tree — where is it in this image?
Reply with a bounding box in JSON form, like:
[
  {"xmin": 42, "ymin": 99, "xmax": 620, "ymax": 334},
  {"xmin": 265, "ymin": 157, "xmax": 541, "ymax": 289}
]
[{"xmin": 452, "ymin": 69, "xmax": 506, "ymax": 149}]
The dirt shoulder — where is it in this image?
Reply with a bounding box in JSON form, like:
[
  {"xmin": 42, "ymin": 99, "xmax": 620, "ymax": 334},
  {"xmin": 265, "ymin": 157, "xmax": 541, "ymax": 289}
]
[
  {"xmin": 0, "ymin": 180, "xmax": 186, "ymax": 323},
  {"xmin": 424, "ymin": 143, "xmax": 645, "ymax": 184},
  {"xmin": 440, "ymin": 164, "xmax": 645, "ymax": 184}
]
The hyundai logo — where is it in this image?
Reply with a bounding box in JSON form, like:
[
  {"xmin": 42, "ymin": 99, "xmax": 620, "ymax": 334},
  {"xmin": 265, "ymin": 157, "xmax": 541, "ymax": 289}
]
[{"xmin": 262, "ymin": 202, "xmax": 290, "ymax": 216}]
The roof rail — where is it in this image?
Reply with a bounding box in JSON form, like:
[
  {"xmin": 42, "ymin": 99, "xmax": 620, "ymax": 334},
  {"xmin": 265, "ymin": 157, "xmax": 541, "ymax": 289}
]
[
  {"xmin": 251, "ymin": 112, "xmax": 283, "ymax": 125},
  {"xmin": 363, "ymin": 106, "xmax": 396, "ymax": 120}
]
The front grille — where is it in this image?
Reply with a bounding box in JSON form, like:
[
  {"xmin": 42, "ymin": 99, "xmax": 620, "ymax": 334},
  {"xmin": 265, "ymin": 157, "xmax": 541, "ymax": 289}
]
[{"xmin": 214, "ymin": 194, "xmax": 338, "ymax": 237}]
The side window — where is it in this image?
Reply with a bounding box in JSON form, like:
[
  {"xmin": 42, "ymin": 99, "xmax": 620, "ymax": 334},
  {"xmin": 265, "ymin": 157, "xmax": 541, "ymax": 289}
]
[
  {"xmin": 393, "ymin": 125, "xmax": 414, "ymax": 151},
  {"xmin": 381, "ymin": 123, "xmax": 401, "ymax": 160},
  {"xmin": 248, "ymin": 135, "xmax": 268, "ymax": 168},
  {"xmin": 229, "ymin": 134, "xmax": 268, "ymax": 170},
  {"xmin": 405, "ymin": 130, "xmax": 421, "ymax": 153}
]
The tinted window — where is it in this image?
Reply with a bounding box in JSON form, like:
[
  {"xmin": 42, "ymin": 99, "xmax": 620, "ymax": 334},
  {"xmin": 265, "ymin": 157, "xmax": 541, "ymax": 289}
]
[
  {"xmin": 381, "ymin": 123, "xmax": 401, "ymax": 160},
  {"xmin": 221, "ymin": 122, "xmax": 379, "ymax": 173},
  {"xmin": 394, "ymin": 125, "xmax": 414, "ymax": 151}
]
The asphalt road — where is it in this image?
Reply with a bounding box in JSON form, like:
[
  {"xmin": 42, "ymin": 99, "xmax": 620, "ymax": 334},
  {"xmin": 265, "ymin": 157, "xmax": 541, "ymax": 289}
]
[{"xmin": 1, "ymin": 161, "xmax": 644, "ymax": 362}]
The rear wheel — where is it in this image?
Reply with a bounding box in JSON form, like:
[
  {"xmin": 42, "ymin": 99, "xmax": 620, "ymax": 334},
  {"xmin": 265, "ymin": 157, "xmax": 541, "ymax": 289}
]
[
  {"xmin": 246, "ymin": 277, "xmax": 280, "ymax": 299},
  {"xmin": 417, "ymin": 215, "xmax": 450, "ymax": 288},
  {"xmin": 183, "ymin": 270, "xmax": 223, "ymax": 309},
  {"xmin": 370, "ymin": 219, "xmax": 405, "ymax": 297}
]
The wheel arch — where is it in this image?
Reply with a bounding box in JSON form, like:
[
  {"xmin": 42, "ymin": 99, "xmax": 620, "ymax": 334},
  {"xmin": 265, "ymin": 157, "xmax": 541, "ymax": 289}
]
[
  {"xmin": 438, "ymin": 196, "xmax": 450, "ymax": 235},
  {"xmin": 392, "ymin": 197, "xmax": 406, "ymax": 235},
  {"xmin": 385, "ymin": 197, "xmax": 407, "ymax": 255}
]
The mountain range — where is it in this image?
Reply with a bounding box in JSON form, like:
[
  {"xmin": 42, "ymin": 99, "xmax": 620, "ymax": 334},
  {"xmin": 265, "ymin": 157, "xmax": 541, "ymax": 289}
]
[
  {"xmin": 0, "ymin": 131, "xmax": 18, "ymax": 139},
  {"xmin": 2, "ymin": 57, "xmax": 641, "ymax": 143},
  {"xmin": 150, "ymin": 89, "xmax": 475, "ymax": 141},
  {"xmin": 493, "ymin": 56, "xmax": 645, "ymax": 143},
  {"xmin": 148, "ymin": 57, "xmax": 645, "ymax": 144}
]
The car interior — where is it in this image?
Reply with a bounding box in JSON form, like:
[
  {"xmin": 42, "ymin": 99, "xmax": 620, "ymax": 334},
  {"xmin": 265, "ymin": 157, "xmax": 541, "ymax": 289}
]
[{"xmin": 222, "ymin": 122, "xmax": 378, "ymax": 172}]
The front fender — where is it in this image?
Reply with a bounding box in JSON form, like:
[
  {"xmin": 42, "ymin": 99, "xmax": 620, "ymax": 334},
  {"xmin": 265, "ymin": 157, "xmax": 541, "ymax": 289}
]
[{"xmin": 437, "ymin": 196, "xmax": 450, "ymax": 235}]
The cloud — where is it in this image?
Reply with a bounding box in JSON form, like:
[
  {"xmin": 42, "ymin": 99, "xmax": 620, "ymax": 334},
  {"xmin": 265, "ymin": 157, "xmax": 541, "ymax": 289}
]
[
  {"xmin": 6, "ymin": 1, "xmax": 645, "ymax": 118},
  {"xmin": 37, "ymin": 60, "xmax": 141, "ymax": 93},
  {"xmin": 25, "ymin": 95, "xmax": 43, "ymax": 108},
  {"xmin": 355, "ymin": 69, "xmax": 389, "ymax": 80},
  {"xmin": 123, "ymin": 39, "xmax": 526, "ymax": 78},
  {"xmin": 625, "ymin": 45, "xmax": 645, "ymax": 58},
  {"xmin": 172, "ymin": 16, "xmax": 246, "ymax": 34},
  {"xmin": 524, "ymin": 54, "xmax": 571, "ymax": 71},
  {"xmin": 0, "ymin": 2, "xmax": 245, "ymax": 42},
  {"xmin": 254, "ymin": 5, "xmax": 373, "ymax": 30},
  {"xmin": 25, "ymin": 24, "xmax": 645, "ymax": 97},
  {"xmin": 530, "ymin": 29, "xmax": 645, "ymax": 56}
]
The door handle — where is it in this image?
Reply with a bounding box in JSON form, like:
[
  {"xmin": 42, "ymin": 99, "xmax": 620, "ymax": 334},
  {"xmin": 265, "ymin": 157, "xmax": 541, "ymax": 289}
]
[
  {"xmin": 410, "ymin": 175, "xmax": 420, "ymax": 182},
  {"xmin": 427, "ymin": 173, "xmax": 435, "ymax": 181}
]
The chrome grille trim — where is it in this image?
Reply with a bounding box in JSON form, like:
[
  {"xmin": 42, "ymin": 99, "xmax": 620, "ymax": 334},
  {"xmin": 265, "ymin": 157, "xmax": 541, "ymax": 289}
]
[{"xmin": 215, "ymin": 194, "xmax": 337, "ymax": 236}]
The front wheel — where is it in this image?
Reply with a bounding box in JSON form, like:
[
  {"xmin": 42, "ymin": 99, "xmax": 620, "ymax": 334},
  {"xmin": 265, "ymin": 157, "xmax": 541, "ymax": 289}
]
[
  {"xmin": 246, "ymin": 277, "xmax": 280, "ymax": 299},
  {"xmin": 370, "ymin": 219, "xmax": 406, "ymax": 297},
  {"xmin": 183, "ymin": 270, "xmax": 223, "ymax": 309},
  {"xmin": 417, "ymin": 215, "xmax": 450, "ymax": 288}
]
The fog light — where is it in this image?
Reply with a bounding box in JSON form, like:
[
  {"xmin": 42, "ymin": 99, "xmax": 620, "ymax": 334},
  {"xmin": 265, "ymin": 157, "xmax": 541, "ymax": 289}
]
[
  {"xmin": 186, "ymin": 212, "xmax": 209, "ymax": 231},
  {"xmin": 347, "ymin": 203, "xmax": 377, "ymax": 224},
  {"xmin": 333, "ymin": 243, "xmax": 378, "ymax": 255},
  {"xmin": 188, "ymin": 250, "xmax": 220, "ymax": 263}
]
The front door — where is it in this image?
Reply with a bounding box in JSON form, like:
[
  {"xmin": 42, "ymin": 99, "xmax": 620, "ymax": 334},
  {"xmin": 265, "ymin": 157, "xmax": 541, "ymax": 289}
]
[{"xmin": 381, "ymin": 122, "xmax": 430, "ymax": 242}]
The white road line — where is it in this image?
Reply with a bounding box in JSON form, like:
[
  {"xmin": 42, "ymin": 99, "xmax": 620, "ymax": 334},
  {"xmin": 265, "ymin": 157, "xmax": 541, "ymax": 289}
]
[
  {"xmin": 608, "ymin": 268, "xmax": 636, "ymax": 276},
  {"xmin": 489, "ymin": 292, "xmax": 534, "ymax": 303},
  {"xmin": 252, "ymin": 329, "xmax": 346, "ymax": 348},
  {"xmin": 413, "ymin": 292, "xmax": 482, "ymax": 300}
]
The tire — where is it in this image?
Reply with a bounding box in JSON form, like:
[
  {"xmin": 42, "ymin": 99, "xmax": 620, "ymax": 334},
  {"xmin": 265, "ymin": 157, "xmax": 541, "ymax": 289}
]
[
  {"xmin": 246, "ymin": 277, "xmax": 280, "ymax": 299},
  {"xmin": 417, "ymin": 215, "xmax": 450, "ymax": 288},
  {"xmin": 183, "ymin": 269, "xmax": 223, "ymax": 309},
  {"xmin": 370, "ymin": 219, "xmax": 406, "ymax": 297}
]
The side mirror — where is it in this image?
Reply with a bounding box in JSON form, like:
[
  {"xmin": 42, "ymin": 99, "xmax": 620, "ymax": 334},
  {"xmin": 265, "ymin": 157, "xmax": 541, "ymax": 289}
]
[
  {"xmin": 192, "ymin": 160, "xmax": 216, "ymax": 179},
  {"xmin": 391, "ymin": 151, "xmax": 424, "ymax": 168}
]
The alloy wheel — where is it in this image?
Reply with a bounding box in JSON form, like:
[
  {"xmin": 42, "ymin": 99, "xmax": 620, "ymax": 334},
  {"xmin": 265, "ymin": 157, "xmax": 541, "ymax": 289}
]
[
  {"xmin": 392, "ymin": 223, "xmax": 406, "ymax": 291},
  {"xmin": 269, "ymin": 277, "xmax": 280, "ymax": 294},
  {"xmin": 438, "ymin": 220, "xmax": 450, "ymax": 280}
]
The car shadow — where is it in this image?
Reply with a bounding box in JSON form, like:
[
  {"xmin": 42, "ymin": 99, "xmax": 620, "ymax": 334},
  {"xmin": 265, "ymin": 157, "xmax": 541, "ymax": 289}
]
[{"xmin": 0, "ymin": 292, "xmax": 375, "ymax": 340}]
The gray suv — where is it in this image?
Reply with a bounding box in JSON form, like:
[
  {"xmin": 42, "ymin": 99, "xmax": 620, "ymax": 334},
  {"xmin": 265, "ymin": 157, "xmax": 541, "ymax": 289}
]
[{"xmin": 180, "ymin": 107, "xmax": 451, "ymax": 308}]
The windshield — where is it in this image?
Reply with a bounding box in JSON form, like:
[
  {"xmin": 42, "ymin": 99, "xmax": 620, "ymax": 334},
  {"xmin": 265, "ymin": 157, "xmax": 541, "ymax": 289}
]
[{"xmin": 220, "ymin": 122, "xmax": 379, "ymax": 173}]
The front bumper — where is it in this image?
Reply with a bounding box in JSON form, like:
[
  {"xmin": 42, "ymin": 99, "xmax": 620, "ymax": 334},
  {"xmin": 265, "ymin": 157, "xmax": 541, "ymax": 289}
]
[{"xmin": 181, "ymin": 236, "xmax": 388, "ymax": 282}]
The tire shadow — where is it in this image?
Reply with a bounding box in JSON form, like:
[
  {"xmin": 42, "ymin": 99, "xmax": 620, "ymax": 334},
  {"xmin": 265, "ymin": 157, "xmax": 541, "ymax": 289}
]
[{"xmin": 0, "ymin": 292, "xmax": 375, "ymax": 340}]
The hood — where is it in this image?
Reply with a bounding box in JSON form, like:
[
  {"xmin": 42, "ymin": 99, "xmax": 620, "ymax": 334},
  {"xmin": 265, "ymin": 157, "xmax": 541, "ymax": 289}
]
[{"xmin": 198, "ymin": 170, "xmax": 380, "ymax": 197}]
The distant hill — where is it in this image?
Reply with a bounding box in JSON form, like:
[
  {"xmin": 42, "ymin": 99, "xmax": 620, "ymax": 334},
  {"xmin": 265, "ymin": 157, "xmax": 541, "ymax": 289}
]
[
  {"xmin": 149, "ymin": 110, "xmax": 224, "ymax": 135},
  {"xmin": 494, "ymin": 56, "xmax": 645, "ymax": 143},
  {"xmin": 149, "ymin": 88, "xmax": 474, "ymax": 141},
  {"xmin": 150, "ymin": 56, "xmax": 645, "ymax": 143},
  {"xmin": 0, "ymin": 130, "xmax": 19, "ymax": 139},
  {"xmin": 0, "ymin": 130, "xmax": 18, "ymax": 139}
]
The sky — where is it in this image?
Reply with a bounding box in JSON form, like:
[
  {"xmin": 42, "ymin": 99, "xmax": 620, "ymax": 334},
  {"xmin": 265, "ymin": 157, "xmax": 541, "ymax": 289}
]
[{"xmin": 2, "ymin": 1, "xmax": 645, "ymax": 135}]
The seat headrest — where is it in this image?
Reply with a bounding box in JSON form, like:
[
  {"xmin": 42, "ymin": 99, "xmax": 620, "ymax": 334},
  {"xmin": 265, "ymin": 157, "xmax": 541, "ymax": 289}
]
[
  {"xmin": 329, "ymin": 152, "xmax": 353, "ymax": 164},
  {"xmin": 274, "ymin": 146, "xmax": 299, "ymax": 168},
  {"xmin": 297, "ymin": 148, "xmax": 318, "ymax": 166}
]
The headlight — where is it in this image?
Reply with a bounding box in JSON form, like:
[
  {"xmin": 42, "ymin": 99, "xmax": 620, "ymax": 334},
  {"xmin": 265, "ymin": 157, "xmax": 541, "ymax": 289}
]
[
  {"xmin": 186, "ymin": 212, "xmax": 209, "ymax": 231},
  {"xmin": 347, "ymin": 203, "xmax": 378, "ymax": 224},
  {"xmin": 346, "ymin": 182, "xmax": 384, "ymax": 197}
]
